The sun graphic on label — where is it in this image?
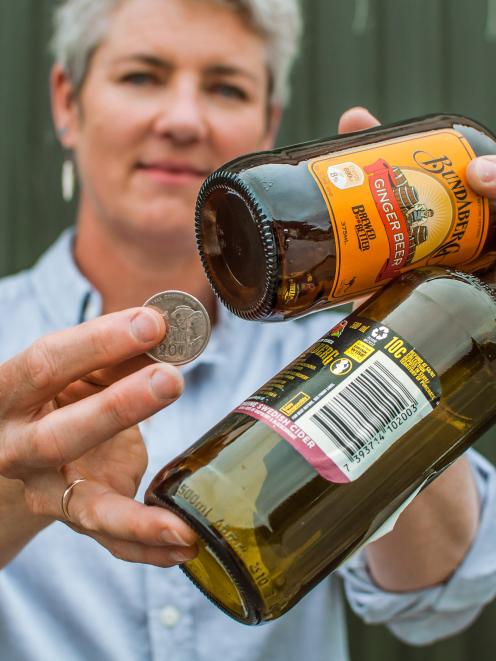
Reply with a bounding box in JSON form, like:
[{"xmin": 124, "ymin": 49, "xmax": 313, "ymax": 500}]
[
  {"xmin": 330, "ymin": 357, "xmax": 353, "ymax": 376},
  {"xmin": 386, "ymin": 166, "xmax": 453, "ymax": 263},
  {"xmin": 362, "ymin": 158, "xmax": 458, "ymax": 283}
]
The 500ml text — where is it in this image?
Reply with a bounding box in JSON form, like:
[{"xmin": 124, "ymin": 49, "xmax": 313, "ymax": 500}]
[{"xmin": 177, "ymin": 483, "xmax": 213, "ymax": 519}]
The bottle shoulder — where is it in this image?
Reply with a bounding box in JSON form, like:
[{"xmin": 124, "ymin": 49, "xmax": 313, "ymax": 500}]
[{"xmin": 219, "ymin": 114, "xmax": 496, "ymax": 174}]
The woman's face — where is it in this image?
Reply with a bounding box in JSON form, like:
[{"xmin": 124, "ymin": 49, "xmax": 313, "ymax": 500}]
[{"xmin": 55, "ymin": 0, "xmax": 278, "ymax": 250}]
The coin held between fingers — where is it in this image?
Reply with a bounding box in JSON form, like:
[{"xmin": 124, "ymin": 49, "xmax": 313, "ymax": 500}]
[{"xmin": 143, "ymin": 290, "xmax": 211, "ymax": 365}]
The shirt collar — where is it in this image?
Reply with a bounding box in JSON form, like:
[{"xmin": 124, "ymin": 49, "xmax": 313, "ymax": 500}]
[{"xmin": 30, "ymin": 228, "xmax": 102, "ymax": 328}]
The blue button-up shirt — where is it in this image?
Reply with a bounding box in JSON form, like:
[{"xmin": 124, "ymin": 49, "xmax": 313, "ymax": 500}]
[{"xmin": 1, "ymin": 230, "xmax": 496, "ymax": 661}]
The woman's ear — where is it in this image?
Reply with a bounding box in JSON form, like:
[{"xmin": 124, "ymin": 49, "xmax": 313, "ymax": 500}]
[{"xmin": 50, "ymin": 63, "xmax": 79, "ymax": 149}]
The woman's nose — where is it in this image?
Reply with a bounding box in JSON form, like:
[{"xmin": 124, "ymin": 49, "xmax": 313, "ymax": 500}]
[{"xmin": 153, "ymin": 78, "xmax": 208, "ymax": 145}]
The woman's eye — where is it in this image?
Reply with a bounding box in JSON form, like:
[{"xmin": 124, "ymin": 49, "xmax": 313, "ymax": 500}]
[
  {"xmin": 121, "ymin": 72, "xmax": 158, "ymax": 86},
  {"xmin": 210, "ymin": 83, "xmax": 248, "ymax": 100}
]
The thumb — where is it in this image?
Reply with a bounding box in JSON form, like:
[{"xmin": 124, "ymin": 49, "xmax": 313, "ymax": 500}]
[
  {"xmin": 466, "ymin": 156, "xmax": 496, "ymax": 198},
  {"xmin": 338, "ymin": 106, "xmax": 381, "ymax": 134}
]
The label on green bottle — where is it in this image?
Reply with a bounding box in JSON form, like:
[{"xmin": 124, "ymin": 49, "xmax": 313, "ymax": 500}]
[{"xmin": 235, "ymin": 317, "xmax": 441, "ymax": 483}]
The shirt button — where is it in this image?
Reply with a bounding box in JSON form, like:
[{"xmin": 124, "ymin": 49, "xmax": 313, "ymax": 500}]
[{"xmin": 159, "ymin": 605, "xmax": 181, "ymax": 629}]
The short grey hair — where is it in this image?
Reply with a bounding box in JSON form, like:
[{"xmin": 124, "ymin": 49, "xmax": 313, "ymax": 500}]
[{"xmin": 51, "ymin": 0, "xmax": 302, "ymax": 104}]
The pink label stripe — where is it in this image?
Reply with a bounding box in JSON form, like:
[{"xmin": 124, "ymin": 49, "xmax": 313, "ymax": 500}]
[{"xmin": 235, "ymin": 401, "xmax": 350, "ymax": 484}]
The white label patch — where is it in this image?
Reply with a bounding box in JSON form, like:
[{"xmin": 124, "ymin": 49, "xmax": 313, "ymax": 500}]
[{"xmin": 296, "ymin": 350, "xmax": 432, "ymax": 480}]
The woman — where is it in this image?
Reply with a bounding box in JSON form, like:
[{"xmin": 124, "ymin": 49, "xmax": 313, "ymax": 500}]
[{"xmin": 0, "ymin": 1, "xmax": 496, "ymax": 659}]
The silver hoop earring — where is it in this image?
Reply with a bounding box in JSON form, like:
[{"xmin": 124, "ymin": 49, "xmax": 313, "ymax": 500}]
[{"xmin": 62, "ymin": 159, "xmax": 75, "ymax": 202}]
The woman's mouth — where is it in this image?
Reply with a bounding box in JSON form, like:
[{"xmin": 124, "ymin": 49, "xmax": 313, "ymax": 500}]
[{"xmin": 137, "ymin": 161, "xmax": 209, "ymax": 186}]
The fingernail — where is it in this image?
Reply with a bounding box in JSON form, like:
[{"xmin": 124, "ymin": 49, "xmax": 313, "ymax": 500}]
[
  {"xmin": 473, "ymin": 157, "xmax": 496, "ymax": 184},
  {"xmin": 130, "ymin": 309, "xmax": 162, "ymax": 343},
  {"xmin": 161, "ymin": 529, "xmax": 190, "ymax": 546},
  {"xmin": 150, "ymin": 366, "xmax": 184, "ymax": 401},
  {"xmin": 170, "ymin": 547, "xmax": 197, "ymax": 564}
]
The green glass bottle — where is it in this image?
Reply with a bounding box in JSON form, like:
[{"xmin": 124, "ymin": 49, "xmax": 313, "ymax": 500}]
[
  {"xmin": 195, "ymin": 114, "xmax": 496, "ymax": 320},
  {"xmin": 145, "ymin": 267, "xmax": 496, "ymax": 624}
]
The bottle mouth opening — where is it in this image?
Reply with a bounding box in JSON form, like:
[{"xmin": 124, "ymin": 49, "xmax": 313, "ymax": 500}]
[
  {"xmin": 182, "ymin": 539, "xmax": 258, "ymax": 624},
  {"xmin": 195, "ymin": 174, "xmax": 278, "ymax": 320},
  {"xmin": 147, "ymin": 490, "xmax": 264, "ymax": 624}
]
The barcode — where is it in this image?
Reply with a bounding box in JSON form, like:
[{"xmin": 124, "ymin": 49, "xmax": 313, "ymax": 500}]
[{"xmin": 310, "ymin": 356, "xmax": 417, "ymax": 460}]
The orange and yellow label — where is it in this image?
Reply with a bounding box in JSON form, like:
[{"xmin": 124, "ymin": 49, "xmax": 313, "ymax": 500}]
[{"xmin": 309, "ymin": 129, "xmax": 489, "ymax": 302}]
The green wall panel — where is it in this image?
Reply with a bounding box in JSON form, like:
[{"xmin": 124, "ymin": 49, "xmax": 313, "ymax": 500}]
[
  {"xmin": 0, "ymin": 0, "xmax": 73, "ymax": 277},
  {"xmin": 0, "ymin": 0, "xmax": 495, "ymax": 659}
]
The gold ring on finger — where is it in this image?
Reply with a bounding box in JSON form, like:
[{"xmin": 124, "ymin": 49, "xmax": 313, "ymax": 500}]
[{"xmin": 61, "ymin": 478, "xmax": 87, "ymax": 522}]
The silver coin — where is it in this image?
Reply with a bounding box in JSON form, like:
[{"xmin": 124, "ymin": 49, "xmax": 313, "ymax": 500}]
[{"xmin": 143, "ymin": 290, "xmax": 211, "ymax": 365}]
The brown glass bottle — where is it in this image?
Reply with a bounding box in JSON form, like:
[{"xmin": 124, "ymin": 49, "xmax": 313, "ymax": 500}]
[
  {"xmin": 145, "ymin": 267, "xmax": 496, "ymax": 625},
  {"xmin": 196, "ymin": 114, "xmax": 496, "ymax": 321}
]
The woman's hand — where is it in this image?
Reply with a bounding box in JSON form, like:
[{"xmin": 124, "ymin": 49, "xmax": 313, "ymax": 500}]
[
  {"xmin": 0, "ymin": 307, "xmax": 197, "ymax": 568},
  {"xmin": 467, "ymin": 155, "xmax": 496, "ymax": 197},
  {"xmin": 338, "ymin": 106, "xmax": 380, "ymax": 134}
]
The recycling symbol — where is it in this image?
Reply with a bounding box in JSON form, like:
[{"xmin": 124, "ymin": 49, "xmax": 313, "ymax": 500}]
[{"xmin": 371, "ymin": 326, "xmax": 389, "ymax": 341}]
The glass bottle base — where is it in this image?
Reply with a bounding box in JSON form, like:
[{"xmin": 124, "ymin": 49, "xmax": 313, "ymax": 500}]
[{"xmin": 146, "ymin": 490, "xmax": 265, "ymax": 625}]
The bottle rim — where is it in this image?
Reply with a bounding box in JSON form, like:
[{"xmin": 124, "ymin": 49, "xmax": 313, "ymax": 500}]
[
  {"xmin": 147, "ymin": 488, "xmax": 264, "ymax": 625},
  {"xmin": 195, "ymin": 171, "xmax": 279, "ymax": 320}
]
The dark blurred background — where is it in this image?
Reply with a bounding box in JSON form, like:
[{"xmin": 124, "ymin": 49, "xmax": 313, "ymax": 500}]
[{"xmin": 0, "ymin": 0, "xmax": 495, "ymax": 658}]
